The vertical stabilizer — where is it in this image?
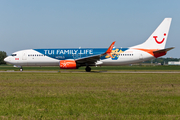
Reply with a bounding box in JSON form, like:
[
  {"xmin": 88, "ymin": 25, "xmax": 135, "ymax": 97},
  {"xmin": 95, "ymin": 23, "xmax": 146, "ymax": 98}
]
[{"xmin": 131, "ymin": 18, "xmax": 172, "ymax": 49}]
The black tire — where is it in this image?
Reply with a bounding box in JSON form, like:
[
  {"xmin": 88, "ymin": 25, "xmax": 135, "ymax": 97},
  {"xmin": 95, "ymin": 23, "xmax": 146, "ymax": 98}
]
[{"xmin": 85, "ymin": 66, "xmax": 91, "ymax": 72}]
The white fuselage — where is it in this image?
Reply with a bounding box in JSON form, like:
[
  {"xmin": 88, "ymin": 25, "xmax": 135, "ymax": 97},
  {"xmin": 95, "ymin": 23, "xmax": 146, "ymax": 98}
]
[{"xmin": 4, "ymin": 48, "xmax": 155, "ymax": 67}]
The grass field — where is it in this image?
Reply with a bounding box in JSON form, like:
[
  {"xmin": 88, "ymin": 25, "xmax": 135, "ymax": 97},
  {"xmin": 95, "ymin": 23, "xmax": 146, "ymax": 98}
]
[{"xmin": 0, "ymin": 72, "xmax": 180, "ymax": 119}]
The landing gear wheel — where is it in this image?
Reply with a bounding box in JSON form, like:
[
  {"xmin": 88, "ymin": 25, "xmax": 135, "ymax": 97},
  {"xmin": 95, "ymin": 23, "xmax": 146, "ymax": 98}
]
[
  {"xmin": 20, "ymin": 68, "xmax": 23, "ymax": 71},
  {"xmin": 85, "ymin": 66, "xmax": 91, "ymax": 72}
]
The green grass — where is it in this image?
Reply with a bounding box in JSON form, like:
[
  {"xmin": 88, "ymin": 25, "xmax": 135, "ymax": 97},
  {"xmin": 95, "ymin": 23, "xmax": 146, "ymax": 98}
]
[
  {"xmin": 0, "ymin": 65, "xmax": 180, "ymax": 71},
  {"xmin": 0, "ymin": 73, "xmax": 180, "ymax": 119}
]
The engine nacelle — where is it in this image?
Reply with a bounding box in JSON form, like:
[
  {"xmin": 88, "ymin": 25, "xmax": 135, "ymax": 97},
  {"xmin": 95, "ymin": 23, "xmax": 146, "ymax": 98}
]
[{"xmin": 60, "ymin": 60, "xmax": 77, "ymax": 69}]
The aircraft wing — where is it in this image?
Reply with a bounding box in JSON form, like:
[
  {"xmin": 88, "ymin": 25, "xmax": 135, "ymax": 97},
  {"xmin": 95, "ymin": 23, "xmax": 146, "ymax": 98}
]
[
  {"xmin": 75, "ymin": 41, "xmax": 115, "ymax": 65},
  {"xmin": 153, "ymin": 47, "xmax": 175, "ymax": 54}
]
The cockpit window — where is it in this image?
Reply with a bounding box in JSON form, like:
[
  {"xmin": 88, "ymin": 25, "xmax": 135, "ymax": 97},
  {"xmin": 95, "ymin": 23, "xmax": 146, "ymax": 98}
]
[{"xmin": 11, "ymin": 54, "xmax": 17, "ymax": 56}]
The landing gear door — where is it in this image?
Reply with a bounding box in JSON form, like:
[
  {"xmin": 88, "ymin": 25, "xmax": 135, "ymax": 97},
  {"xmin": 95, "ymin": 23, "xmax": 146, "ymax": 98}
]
[{"xmin": 22, "ymin": 52, "xmax": 27, "ymax": 60}]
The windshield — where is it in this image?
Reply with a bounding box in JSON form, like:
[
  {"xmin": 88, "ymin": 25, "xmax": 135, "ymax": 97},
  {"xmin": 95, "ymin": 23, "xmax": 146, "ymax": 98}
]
[{"xmin": 11, "ymin": 54, "xmax": 17, "ymax": 56}]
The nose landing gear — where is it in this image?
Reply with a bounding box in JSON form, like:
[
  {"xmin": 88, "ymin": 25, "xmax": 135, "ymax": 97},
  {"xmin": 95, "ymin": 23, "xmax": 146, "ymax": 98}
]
[
  {"xmin": 13, "ymin": 65, "xmax": 23, "ymax": 71},
  {"xmin": 20, "ymin": 67, "xmax": 23, "ymax": 71}
]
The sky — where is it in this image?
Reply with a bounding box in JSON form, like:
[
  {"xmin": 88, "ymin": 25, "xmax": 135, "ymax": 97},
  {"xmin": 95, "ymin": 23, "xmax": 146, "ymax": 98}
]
[{"xmin": 0, "ymin": 0, "xmax": 179, "ymax": 58}]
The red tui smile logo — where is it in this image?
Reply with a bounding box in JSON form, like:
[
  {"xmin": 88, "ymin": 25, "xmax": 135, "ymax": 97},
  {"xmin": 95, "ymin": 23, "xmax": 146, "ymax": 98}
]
[{"xmin": 153, "ymin": 33, "xmax": 166, "ymax": 44}]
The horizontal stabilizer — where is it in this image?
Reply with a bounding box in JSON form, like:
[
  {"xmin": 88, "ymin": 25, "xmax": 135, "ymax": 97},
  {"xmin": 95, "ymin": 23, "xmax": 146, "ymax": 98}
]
[
  {"xmin": 152, "ymin": 47, "xmax": 174, "ymax": 58},
  {"xmin": 153, "ymin": 47, "xmax": 175, "ymax": 54}
]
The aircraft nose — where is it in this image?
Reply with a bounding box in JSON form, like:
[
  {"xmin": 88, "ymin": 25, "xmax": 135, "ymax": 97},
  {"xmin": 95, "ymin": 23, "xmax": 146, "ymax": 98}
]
[{"xmin": 4, "ymin": 57, "xmax": 9, "ymax": 63}]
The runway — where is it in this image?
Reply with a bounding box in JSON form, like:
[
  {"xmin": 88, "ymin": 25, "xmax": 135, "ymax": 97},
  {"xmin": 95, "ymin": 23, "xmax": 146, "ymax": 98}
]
[{"xmin": 1, "ymin": 70, "xmax": 180, "ymax": 73}]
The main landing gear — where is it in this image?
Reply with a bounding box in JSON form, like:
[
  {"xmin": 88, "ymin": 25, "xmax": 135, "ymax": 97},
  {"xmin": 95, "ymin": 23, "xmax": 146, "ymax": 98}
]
[{"xmin": 85, "ymin": 66, "xmax": 91, "ymax": 72}]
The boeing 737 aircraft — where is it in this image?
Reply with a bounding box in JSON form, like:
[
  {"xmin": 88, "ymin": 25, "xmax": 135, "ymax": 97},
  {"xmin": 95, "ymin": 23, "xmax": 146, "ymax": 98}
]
[{"xmin": 4, "ymin": 18, "xmax": 174, "ymax": 72}]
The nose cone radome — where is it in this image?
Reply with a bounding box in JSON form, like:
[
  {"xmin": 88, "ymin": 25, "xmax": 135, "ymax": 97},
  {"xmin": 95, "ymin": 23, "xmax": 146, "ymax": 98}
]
[{"xmin": 4, "ymin": 57, "xmax": 9, "ymax": 63}]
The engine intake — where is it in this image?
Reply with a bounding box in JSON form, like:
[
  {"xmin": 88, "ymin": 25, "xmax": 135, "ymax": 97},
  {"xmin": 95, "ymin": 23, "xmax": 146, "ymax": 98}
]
[{"xmin": 60, "ymin": 60, "xmax": 77, "ymax": 69}]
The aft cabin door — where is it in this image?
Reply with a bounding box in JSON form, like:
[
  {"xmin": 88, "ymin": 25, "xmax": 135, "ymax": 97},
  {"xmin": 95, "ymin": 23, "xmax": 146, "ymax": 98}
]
[{"xmin": 22, "ymin": 52, "xmax": 27, "ymax": 60}]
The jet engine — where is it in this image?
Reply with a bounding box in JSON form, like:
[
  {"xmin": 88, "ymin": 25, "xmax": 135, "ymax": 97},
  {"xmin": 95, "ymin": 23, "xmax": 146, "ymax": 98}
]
[{"xmin": 60, "ymin": 60, "xmax": 77, "ymax": 69}]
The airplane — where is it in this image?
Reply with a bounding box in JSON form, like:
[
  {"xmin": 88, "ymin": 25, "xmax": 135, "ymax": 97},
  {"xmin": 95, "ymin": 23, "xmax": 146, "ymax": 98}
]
[{"xmin": 4, "ymin": 18, "xmax": 174, "ymax": 72}]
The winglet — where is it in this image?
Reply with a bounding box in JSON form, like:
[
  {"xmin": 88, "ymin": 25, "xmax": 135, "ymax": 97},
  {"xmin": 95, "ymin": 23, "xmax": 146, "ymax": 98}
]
[
  {"xmin": 106, "ymin": 41, "xmax": 116, "ymax": 54},
  {"xmin": 104, "ymin": 41, "xmax": 116, "ymax": 58}
]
